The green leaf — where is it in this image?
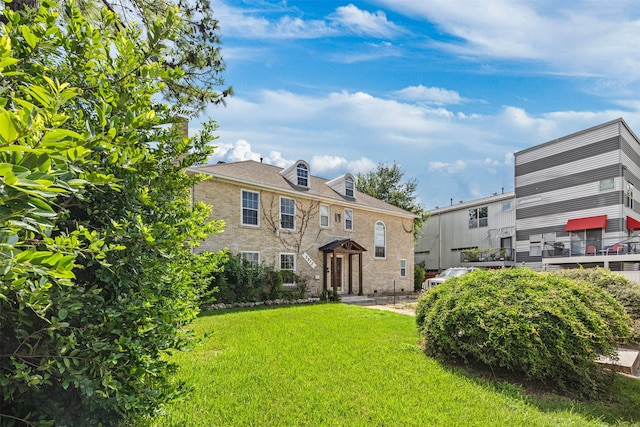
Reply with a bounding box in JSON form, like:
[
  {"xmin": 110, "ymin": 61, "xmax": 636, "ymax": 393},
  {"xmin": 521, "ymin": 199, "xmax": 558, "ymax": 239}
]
[
  {"xmin": 58, "ymin": 308, "xmax": 68, "ymax": 320},
  {"xmin": 21, "ymin": 25, "xmax": 37, "ymax": 49},
  {"xmin": 0, "ymin": 111, "xmax": 20, "ymax": 143}
]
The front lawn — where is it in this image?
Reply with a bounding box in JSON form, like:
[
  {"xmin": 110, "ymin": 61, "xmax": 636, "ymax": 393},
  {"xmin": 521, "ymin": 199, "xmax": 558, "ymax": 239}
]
[{"xmin": 142, "ymin": 304, "xmax": 640, "ymax": 426}]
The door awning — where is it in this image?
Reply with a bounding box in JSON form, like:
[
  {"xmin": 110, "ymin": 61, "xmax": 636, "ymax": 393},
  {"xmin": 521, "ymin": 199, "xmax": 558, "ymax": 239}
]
[
  {"xmin": 564, "ymin": 215, "xmax": 607, "ymax": 232},
  {"xmin": 628, "ymin": 216, "xmax": 640, "ymax": 230}
]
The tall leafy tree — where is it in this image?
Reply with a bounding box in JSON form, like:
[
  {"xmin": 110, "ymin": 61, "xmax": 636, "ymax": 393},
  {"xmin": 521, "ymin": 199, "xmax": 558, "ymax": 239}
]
[
  {"xmin": 0, "ymin": 1, "xmax": 224, "ymax": 425},
  {"xmin": 98, "ymin": 0, "xmax": 233, "ymax": 114},
  {"xmin": 356, "ymin": 161, "xmax": 427, "ymax": 237}
]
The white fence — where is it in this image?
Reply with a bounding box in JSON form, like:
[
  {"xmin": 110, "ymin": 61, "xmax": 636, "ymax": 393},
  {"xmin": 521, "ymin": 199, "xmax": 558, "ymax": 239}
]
[{"xmin": 615, "ymin": 271, "xmax": 640, "ymax": 285}]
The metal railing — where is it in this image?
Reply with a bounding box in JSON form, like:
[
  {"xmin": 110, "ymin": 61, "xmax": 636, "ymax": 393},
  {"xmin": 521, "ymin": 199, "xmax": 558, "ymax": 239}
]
[{"xmin": 460, "ymin": 248, "xmax": 513, "ymax": 263}]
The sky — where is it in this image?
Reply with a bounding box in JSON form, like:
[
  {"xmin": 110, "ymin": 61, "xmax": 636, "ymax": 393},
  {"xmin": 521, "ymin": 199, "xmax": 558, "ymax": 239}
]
[{"xmin": 193, "ymin": 0, "xmax": 640, "ymax": 210}]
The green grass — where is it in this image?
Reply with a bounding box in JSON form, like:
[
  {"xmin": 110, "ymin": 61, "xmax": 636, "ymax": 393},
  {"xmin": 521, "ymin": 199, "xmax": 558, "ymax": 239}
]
[{"xmin": 143, "ymin": 304, "xmax": 640, "ymax": 426}]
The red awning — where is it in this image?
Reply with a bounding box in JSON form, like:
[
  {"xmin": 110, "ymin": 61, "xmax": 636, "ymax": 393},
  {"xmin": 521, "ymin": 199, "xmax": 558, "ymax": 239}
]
[
  {"xmin": 628, "ymin": 216, "xmax": 640, "ymax": 230},
  {"xmin": 564, "ymin": 215, "xmax": 607, "ymax": 232}
]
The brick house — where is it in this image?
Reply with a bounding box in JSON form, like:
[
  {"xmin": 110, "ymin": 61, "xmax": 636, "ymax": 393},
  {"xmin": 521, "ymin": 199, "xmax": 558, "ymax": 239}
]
[{"xmin": 188, "ymin": 160, "xmax": 417, "ymax": 296}]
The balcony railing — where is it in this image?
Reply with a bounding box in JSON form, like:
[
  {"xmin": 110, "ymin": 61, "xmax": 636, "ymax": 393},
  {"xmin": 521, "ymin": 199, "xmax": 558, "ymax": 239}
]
[
  {"xmin": 541, "ymin": 240, "xmax": 640, "ymax": 258},
  {"xmin": 461, "ymin": 248, "xmax": 513, "ymax": 263}
]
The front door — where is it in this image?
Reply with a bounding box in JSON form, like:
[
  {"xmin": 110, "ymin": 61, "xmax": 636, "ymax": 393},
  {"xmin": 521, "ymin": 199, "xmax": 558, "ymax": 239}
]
[{"xmin": 332, "ymin": 256, "xmax": 344, "ymax": 293}]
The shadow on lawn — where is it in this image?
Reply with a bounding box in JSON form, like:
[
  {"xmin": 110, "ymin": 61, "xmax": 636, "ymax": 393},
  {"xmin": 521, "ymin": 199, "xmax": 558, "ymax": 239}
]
[
  {"xmin": 197, "ymin": 301, "xmax": 334, "ymax": 317},
  {"xmin": 443, "ymin": 360, "xmax": 640, "ymax": 425}
]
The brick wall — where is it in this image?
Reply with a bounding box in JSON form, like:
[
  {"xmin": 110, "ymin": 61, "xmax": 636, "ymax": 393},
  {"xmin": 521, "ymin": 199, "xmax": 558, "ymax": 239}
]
[{"xmin": 193, "ymin": 177, "xmax": 415, "ymax": 295}]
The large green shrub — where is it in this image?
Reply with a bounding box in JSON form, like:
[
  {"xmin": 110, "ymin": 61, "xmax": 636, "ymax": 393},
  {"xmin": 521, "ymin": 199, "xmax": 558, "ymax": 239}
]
[
  {"xmin": 551, "ymin": 267, "xmax": 640, "ymax": 344},
  {"xmin": 0, "ymin": 2, "xmax": 225, "ymax": 425},
  {"xmin": 416, "ymin": 268, "xmax": 631, "ymax": 397}
]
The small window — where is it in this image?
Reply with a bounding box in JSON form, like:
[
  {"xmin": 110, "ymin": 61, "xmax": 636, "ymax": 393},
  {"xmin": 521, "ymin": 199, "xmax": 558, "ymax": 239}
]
[
  {"xmin": 320, "ymin": 204, "xmax": 330, "ymax": 227},
  {"xmin": 297, "ymin": 163, "xmax": 308, "ymax": 187},
  {"xmin": 241, "ymin": 190, "xmax": 259, "ymax": 226},
  {"xmin": 599, "ymin": 178, "xmax": 614, "ymax": 191},
  {"xmin": 529, "ymin": 234, "xmax": 542, "ymax": 257},
  {"xmin": 469, "ymin": 206, "xmax": 488, "ymax": 228},
  {"xmin": 280, "ymin": 197, "xmax": 295, "ymax": 230},
  {"xmin": 241, "ymin": 252, "xmax": 260, "ymax": 268},
  {"xmin": 345, "ymin": 209, "xmax": 353, "ymax": 231},
  {"xmin": 626, "ymin": 182, "xmax": 635, "ymax": 209},
  {"xmin": 335, "ymin": 212, "xmax": 341, "ymax": 223},
  {"xmin": 374, "ymin": 221, "xmax": 386, "ymax": 258},
  {"xmin": 543, "ymin": 232, "xmax": 556, "ymax": 243},
  {"xmin": 501, "ymin": 201, "xmax": 512, "ymax": 212},
  {"xmin": 400, "ymin": 259, "xmax": 406, "ymax": 278},
  {"xmin": 345, "ymin": 176, "xmax": 355, "ymax": 197}
]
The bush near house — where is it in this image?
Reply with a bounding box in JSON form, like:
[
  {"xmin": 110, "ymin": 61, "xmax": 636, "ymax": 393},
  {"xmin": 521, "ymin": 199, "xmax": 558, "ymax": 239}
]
[
  {"xmin": 416, "ymin": 268, "xmax": 632, "ymax": 398},
  {"xmin": 207, "ymin": 253, "xmax": 309, "ymax": 304},
  {"xmin": 551, "ymin": 267, "xmax": 640, "ymax": 345},
  {"xmin": 414, "ymin": 262, "xmax": 426, "ymax": 291}
]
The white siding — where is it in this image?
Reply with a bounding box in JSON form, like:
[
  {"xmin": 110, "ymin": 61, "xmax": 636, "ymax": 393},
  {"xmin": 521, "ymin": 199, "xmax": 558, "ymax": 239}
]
[{"xmin": 516, "ymin": 122, "xmax": 619, "ymax": 164}]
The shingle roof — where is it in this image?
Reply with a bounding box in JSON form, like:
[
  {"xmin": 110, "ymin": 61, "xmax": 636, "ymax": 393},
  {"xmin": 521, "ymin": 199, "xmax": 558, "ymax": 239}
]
[{"xmin": 188, "ymin": 160, "xmax": 417, "ymax": 218}]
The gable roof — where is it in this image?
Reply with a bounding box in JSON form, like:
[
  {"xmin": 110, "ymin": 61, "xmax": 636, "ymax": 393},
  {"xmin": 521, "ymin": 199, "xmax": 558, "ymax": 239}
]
[{"xmin": 187, "ymin": 160, "xmax": 417, "ymax": 219}]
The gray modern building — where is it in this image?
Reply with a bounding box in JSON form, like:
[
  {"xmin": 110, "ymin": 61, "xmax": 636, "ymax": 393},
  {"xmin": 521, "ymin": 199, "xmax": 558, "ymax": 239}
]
[{"xmin": 417, "ymin": 118, "xmax": 640, "ymax": 280}]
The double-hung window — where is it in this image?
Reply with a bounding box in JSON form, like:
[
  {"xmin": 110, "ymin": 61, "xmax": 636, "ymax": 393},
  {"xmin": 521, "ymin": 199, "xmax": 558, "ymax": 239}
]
[
  {"xmin": 242, "ymin": 252, "xmax": 260, "ymax": 268},
  {"xmin": 241, "ymin": 190, "xmax": 259, "ymax": 226},
  {"xmin": 345, "ymin": 176, "xmax": 354, "ymax": 197},
  {"xmin": 374, "ymin": 221, "xmax": 386, "ymax": 258},
  {"xmin": 345, "ymin": 209, "xmax": 353, "ymax": 231},
  {"xmin": 280, "ymin": 253, "xmax": 296, "ymax": 286},
  {"xmin": 400, "ymin": 259, "xmax": 407, "ymax": 277},
  {"xmin": 320, "ymin": 205, "xmax": 330, "ymax": 227},
  {"xmin": 280, "ymin": 197, "xmax": 295, "ymax": 230},
  {"xmin": 469, "ymin": 206, "xmax": 488, "ymax": 228},
  {"xmin": 297, "ymin": 163, "xmax": 308, "ymax": 187}
]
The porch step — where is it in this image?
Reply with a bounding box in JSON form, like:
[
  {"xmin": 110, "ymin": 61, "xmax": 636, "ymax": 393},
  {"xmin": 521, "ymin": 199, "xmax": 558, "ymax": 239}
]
[
  {"xmin": 341, "ymin": 295, "xmax": 376, "ymax": 306},
  {"xmin": 596, "ymin": 348, "xmax": 640, "ymax": 377}
]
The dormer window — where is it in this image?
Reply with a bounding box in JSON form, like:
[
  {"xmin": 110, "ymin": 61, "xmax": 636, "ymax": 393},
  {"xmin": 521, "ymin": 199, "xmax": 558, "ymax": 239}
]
[
  {"xmin": 280, "ymin": 160, "xmax": 310, "ymax": 189},
  {"xmin": 297, "ymin": 162, "xmax": 308, "ymax": 187},
  {"xmin": 326, "ymin": 173, "xmax": 356, "ymax": 199},
  {"xmin": 345, "ymin": 176, "xmax": 354, "ymax": 197}
]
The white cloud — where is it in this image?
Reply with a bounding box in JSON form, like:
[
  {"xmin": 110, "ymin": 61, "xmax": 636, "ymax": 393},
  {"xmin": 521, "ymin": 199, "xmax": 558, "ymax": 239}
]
[
  {"xmin": 393, "ymin": 85, "xmax": 465, "ymax": 105},
  {"xmin": 212, "ymin": 1, "xmax": 403, "ymax": 40},
  {"xmin": 329, "ymin": 4, "xmax": 403, "ymax": 38},
  {"xmin": 428, "ymin": 160, "xmax": 467, "ymax": 173},
  {"xmin": 377, "ymin": 0, "xmax": 640, "ymax": 89}
]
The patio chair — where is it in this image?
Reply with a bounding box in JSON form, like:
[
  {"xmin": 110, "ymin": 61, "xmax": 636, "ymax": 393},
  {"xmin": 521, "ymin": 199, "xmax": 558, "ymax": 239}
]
[
  {"xmin": 586, "ymin": 245, "xmax": 597, "ymax": 255},
  {"xmin": 607, "ymin": 243, "xmax": 624, "ymax": 255}
]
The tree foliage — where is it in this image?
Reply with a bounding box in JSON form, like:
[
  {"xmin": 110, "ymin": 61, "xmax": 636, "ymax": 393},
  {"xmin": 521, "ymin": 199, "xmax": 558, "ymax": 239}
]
[
  {"xmin": 416, "ymin": 268, "xmax": 631, "ymax": 398},
  {"xmin": 356, "ymin": 161, "xmax": 427, "ymax": 236},
  {"xmin": 97, "ymin": 0, "xmax": 233, "ymax": 114},
  {"xmin": 0, "ymin": 1, "xmax": 225, "ymax": 425}
]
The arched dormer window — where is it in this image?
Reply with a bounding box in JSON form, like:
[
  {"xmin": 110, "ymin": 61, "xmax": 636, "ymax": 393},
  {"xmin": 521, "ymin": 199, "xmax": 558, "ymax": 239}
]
[
  {"xmin": 374, "ymin": 221, "xmax": 386, "ymax": 258},
  {"xmin": 297, "ymin": 162, "xmax": 308, "ymax": 187},
  {"xmin": 345, "ymin": 175, "xmax": 354, "ymax": 198}
]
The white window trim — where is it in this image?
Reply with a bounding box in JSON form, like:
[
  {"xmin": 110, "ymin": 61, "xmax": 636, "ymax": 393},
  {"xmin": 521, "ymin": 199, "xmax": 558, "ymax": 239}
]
[
  {"xmin": 400, "ymin": 259, "xmax": 407, "ymax": 278},
  {"xmin": 279, "ymin": 196, "xmax": 296, "ymax": 230},
  {"xmin": 374, "ymin": 220, "xmax": 386, "ymax": 259},
  {"xmin": 320, "ymin": 204, "xmax": 330, "ymax": 228},
  {"xmin": 241, "ymin": 251, "xmax": 260, "ymax": 268},
  {"xmin": 279, "ymin": 253, "xmax": 296, "ymax": 286},
  {"xmin": 344, "ymin": 208, "xmax": 353, "ymax": 231},
  {"xmin": 296, "ymin": 162, "xmax": 309, "ymax": 187},
  {"xmin": 240, "ymin": 189, "xmax": 260, "ymax": 227}
]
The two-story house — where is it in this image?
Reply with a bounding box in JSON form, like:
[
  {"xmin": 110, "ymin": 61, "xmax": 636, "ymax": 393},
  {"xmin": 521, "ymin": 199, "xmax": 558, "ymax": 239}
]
[{"xmin": 188, "ymin": 160, "xmax": 418, "ymax": 296}]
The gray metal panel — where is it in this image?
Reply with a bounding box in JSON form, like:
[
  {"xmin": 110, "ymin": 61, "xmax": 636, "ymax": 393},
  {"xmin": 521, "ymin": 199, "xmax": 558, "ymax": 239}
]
[
  {"xmin": 516, "ymin": 192, "xmax": 621, "ymax": 219},
  {"xmin": 516, "ymin": 218, "xmax": 624, "ymax": 241},
  {"xmin": 515, "ymin": 137, "xmax": 619, "ymax": 177},
  {"xmin": 515, "ymin": 118, "xmax": 622, "ymax": 161},
  {"xmin": 515, "ymin": 164, "xmax": 620, "ymax": 198}
]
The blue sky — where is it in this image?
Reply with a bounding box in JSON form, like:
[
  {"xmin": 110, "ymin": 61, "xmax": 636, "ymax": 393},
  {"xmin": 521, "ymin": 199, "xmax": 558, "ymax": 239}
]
[{"xmin": 195, "ymin": 0, "xmax": 640, "ymax": 209}]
